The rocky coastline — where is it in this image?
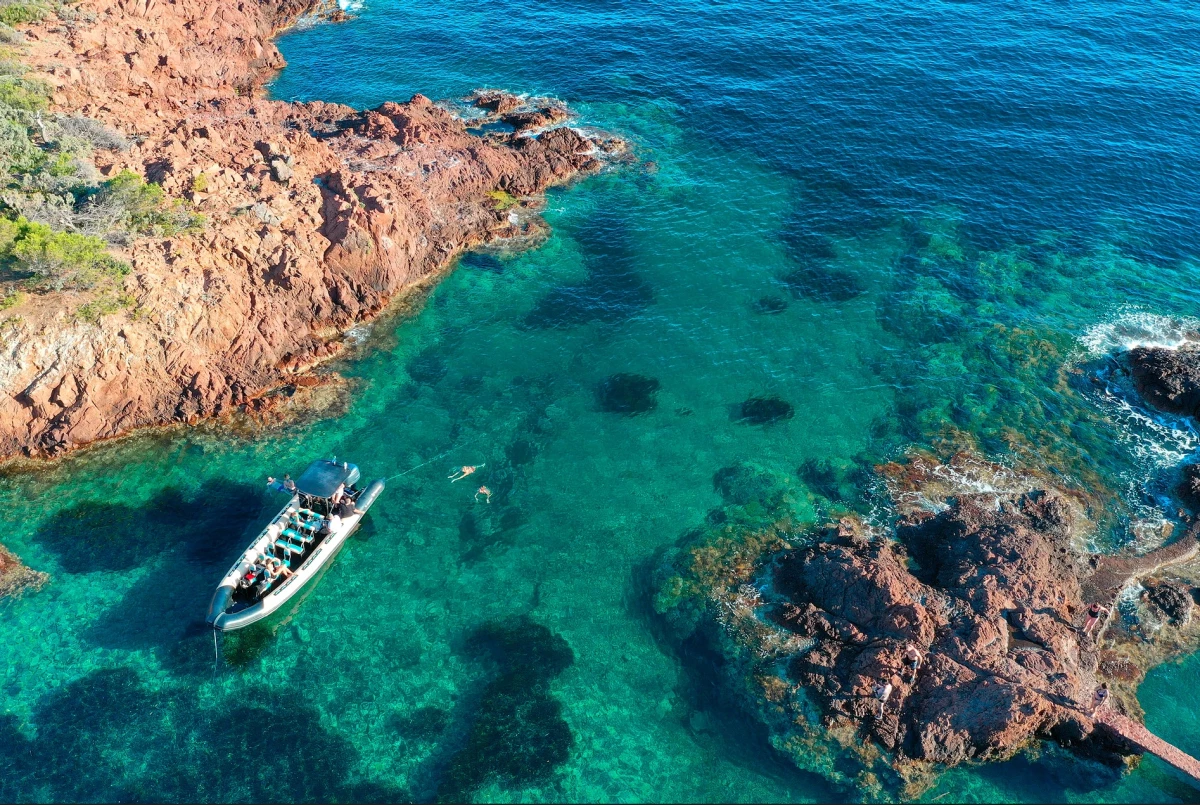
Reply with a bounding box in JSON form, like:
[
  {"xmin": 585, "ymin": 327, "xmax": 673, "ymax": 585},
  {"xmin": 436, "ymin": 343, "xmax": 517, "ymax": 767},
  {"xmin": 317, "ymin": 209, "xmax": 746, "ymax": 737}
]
[
  {"xmin": 0, "ymin": 0, "xmax": 624, "ymax": 461},
  {"xmin": 652, "ymin": 445, "xmax": 1200, "ymax": 799}
]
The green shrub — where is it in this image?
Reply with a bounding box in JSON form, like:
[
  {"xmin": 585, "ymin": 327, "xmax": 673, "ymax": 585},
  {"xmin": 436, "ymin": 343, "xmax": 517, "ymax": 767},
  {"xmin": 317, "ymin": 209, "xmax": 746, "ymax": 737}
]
[
  {"xmin": 76, "ymin": 291, "xmax": 134, "ymax": 323},
  {"xmin": 93, "ymin": 170, "xmax": 205, "ymax": 235},
  {"xmin": 0, "ymin": 216, "xmax": 128, "ymax": 290},
  {"xmin": 0, "ymin": 73, "xmax": 46, "ymax": 111},
  {"xmin": 0, "ymin": 286, "xmax": 20, "ymax": 309},
  {"xmin": 0, "ymin": 2, "xmax": 48, "ymax": 26},
  {"xmin": 487, "ymin": 189, "xmax": 519, "ymax": 210}
]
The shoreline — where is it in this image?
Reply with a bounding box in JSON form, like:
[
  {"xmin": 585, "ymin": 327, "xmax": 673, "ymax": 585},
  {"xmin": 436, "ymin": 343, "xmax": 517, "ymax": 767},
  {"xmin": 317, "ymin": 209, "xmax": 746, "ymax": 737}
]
[{"xmin": 0, "ymin": 0, "xmax": 624, "ymax": 461}]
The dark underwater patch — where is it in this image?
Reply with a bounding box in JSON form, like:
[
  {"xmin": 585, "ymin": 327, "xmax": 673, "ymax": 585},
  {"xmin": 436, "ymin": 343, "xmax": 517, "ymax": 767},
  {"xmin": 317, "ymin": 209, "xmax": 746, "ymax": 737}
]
[
  {"xmin": 407, "ymin": 348, "xmax": 449, "ymax": 385},
  {"xmin": 505, "ymin": 438, "xmax": 538, "ymax": 466},
  {"xmin": 220, "ymin": 621, "xmax": 276, "ymax": 668},
  {"xmin": 751, "ymin": 295, "xmax": 788, "ymax": 314},
  {"xmin": 713, "ymin": 462, "xmax": 790, "ymax": 509},
  {"xmin": 438, "ymin": 617, "xmax": 575, "ymax": 802},
  {"xmin": 33, "ymin": 478, "xmax": 261, "ymax": 574},
  {"xmin": 5, "ymin": 666, "xmax": 407, "ymax": 803},
  {"xmin": 595, "ymin": 373, "xmax": 660, "ymax": 415},
  {"xmin": 736, "ymin": 395, "xmax": 794, "ymax": 425},
  {"xmin": 523, "ymin": 262, "xmax": 653, "ymax": 329},
  {"xmin": 522, "ymin": 207, "xmax": 653, "ymax": 329},
  {"xmin": 461, "ymin": 252, "xmax": 507, "ymax": 273},
  {"xmin": 797, "ymin": 457, "xmax": 872, "ymax": 505},
  {"xmin": 781, "ymin": 263, "xmax": 865, "ymax": 303}
]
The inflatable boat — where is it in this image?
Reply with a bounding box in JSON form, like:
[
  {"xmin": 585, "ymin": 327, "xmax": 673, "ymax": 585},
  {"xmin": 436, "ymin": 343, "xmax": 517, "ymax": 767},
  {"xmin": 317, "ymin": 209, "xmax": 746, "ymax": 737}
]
[{"xmin": 206, "ymin": 459, "xmax": 385, "ymax": 631}]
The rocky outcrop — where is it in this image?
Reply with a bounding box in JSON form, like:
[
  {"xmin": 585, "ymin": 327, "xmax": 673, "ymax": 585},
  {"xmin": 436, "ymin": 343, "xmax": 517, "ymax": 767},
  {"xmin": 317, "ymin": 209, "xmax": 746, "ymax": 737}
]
[
  {"xmin": 0, "ymin": 0, "xmax": 624, "ymax": 459},
  {"xmin": 652, "ymin": 455, "xmax": 1160, "ymax": 797},
  {"xmin": 1128, "ymin": 343, "xmax": 1200, "ymax": 419},
  {"xmin": 774, "ymin": 494, "xmax": 1105, "ymax": 769}
]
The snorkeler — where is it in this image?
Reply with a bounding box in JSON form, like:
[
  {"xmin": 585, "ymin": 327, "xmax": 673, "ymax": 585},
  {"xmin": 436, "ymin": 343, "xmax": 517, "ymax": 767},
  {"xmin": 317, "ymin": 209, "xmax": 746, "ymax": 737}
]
[
  {"xmin": 449, "ymin": 464, "xmax": 484, "ymax": 482},
  {"xmin": 475, "ymin": 485, "xmax": 493, "ymax": 503}
]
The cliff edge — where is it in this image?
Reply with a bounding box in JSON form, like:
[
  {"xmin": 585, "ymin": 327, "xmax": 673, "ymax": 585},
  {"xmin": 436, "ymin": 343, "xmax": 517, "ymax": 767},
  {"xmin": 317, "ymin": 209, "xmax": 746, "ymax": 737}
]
[{"xmin": 0, "ymin": 0, "xmax": 622, "ymax": 459}]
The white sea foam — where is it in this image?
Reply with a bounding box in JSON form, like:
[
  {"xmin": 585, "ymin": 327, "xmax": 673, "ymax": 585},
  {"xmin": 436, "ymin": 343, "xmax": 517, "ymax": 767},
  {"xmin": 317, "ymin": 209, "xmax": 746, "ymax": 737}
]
[{"xmin": 1079, "ymin": 308, "xmax": 1200, "ymax": 358}]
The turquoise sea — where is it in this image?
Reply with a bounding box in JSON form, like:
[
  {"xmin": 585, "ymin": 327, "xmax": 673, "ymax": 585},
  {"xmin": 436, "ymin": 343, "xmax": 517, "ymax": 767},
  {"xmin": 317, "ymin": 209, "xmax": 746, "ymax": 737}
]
[{"xmin": 4, "ymin": 1, "xmax": 1200, "ymax": 801}]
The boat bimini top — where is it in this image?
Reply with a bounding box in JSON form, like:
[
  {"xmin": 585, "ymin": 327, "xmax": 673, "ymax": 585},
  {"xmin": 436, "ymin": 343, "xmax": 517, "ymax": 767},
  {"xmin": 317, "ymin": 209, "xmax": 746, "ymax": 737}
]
[{"xmin": 295, "ymin": 459, "xmax": 361, "ymax": 500}]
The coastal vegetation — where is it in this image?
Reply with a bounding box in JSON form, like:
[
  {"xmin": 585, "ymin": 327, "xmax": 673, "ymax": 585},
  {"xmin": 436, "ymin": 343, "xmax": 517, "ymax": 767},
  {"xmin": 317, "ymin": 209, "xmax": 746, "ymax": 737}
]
[{"xmin": 0, "ymin": 8, "xmax": 201, "ymax": 319}]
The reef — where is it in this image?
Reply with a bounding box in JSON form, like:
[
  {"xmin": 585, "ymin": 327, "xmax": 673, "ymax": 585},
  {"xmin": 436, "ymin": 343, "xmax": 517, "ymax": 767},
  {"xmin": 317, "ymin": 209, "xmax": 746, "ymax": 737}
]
[
  {"xmin": 653, "ymin": 452, "xmax": 1200, "ymax": 799},
  {"xmin": 0, "ymin": 0, "xmax": 625, "ymax": 460}
]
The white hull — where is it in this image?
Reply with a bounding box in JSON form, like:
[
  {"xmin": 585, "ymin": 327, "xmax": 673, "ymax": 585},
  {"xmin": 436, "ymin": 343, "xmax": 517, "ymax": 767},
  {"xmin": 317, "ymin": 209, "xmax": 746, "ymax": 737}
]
[{"xmin": 207, "ymin": 471, "xmax": 384, "ymax": 631}]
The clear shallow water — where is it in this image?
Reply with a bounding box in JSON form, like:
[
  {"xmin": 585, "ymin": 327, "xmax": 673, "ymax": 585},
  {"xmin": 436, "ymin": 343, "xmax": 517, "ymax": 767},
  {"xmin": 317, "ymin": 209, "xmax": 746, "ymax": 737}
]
[{"xmin": 4, "ymin": 1, "xmax": 1200, "ymax": 802}]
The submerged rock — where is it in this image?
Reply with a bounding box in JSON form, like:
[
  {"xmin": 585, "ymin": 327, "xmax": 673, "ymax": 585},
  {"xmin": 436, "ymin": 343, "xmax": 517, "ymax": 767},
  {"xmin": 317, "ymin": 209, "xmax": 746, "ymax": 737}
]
[
  {"xmin": 1128, "ymin": 343, "xmax": 1200, "ymax": 418},
  {"xmin": 712, "ymin": 461, "xmax": 793, "ymax": 509},
  {"xmin": 0, "ymin": 544, "xmax": 47, "ymax": 599},
  {"xmin": 781, "ymin": 263, "xmax": 865, "ymax": 303},
  {"xmin": 751, "ymin": 295, "xmax": 788, "ymax": 315},
  {"xmin": 1142, "ymin": 579, "xmax": 1193, "ymax": 625},
  {"xmin": 439, "ymin": 618, "xmax": 575, "ymax": 801},
  {"xmin": 596, "ymin": 373, "xmax": 660, "ymax": 415},
  {"xmin": 1179, "ymin": 462, "xmax": 1200, "ymax": 510},
  {"xmin": 737, "ymin": 395, "xmax": 794, "ymax": 425}
]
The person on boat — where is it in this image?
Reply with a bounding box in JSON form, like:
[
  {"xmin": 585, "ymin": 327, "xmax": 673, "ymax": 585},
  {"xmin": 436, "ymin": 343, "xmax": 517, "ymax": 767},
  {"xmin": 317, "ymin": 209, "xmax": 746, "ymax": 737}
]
[
  {"xmin": 334, "ymin": 496, "xmax": 363, "ymax": 518},
  {"xmin": 902, "ymin": 644, "xmax": 923, "ymax": 680},
  {"xmin": 1090, "ymin": 683, "xmax": 1110, "ymax": 718},
  {"xmin": 872, "ymin": 680, "xmax": 893, "ymax": 717},
  {"xmin": 319, "ymin": 513, "xmax": 343, "ymax": 537},
  {"xmin": 475, "ymin": 485, "xmax": 492, "ymax": 503},
  {"xmin": 256, "ymin": 557, "xmax": 292, "ymax": 595},
  {"xmin": 1082, "ymin": 602, "xmax": 1110, "ymax": 636},
  {"xmin": 266, "ymin": 475, "xmax": 294, "ymax": 494},
  {"xmin": 331, "ymin": 483, "xmax": 347, "ymax": 506},
  {"xmin": 268, "ymin": 557, "xmax": 293, "ymax": 580},
  {"xmin": 449, "ymin": 464, "xmax": 483, "ymax": 482}
]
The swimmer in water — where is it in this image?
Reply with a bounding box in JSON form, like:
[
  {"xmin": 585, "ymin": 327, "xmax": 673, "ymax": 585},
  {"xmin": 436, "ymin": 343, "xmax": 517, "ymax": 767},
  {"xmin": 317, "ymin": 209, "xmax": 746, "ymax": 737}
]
[
  {"xmin": 449, "ymin": 464, "xmax": 484, "ymax": 482},
  {"xmin": 475, "ymin": 485, "xmax": 492, "ymax": 503}
]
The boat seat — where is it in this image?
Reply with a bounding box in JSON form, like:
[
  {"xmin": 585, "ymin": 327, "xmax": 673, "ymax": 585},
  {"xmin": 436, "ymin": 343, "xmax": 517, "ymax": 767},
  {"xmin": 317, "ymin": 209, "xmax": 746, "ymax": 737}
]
[
  {"xmin": 282, "ymin": 528, "xmax": 312, "ymax": 544},
  {"xmin": 275, "ymin": 538, "xmax": 304, "ymax": 556}
]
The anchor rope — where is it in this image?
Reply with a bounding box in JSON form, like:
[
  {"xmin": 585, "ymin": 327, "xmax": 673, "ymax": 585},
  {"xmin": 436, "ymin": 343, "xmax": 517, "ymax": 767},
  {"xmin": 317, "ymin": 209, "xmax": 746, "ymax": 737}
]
[{"xmin": 383, "ymin": 442, "xmax": 475, "ymax": 483}]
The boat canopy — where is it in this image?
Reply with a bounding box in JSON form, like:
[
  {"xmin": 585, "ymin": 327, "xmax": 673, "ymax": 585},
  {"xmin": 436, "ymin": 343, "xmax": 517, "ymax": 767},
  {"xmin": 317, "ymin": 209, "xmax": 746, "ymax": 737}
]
[{"xmin": 294, "ymin": 459, "xmax": 361, "ymax": 499}]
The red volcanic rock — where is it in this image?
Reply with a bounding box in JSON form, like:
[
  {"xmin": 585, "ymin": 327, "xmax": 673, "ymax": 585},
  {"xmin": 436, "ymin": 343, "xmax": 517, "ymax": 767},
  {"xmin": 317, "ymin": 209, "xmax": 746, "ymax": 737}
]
[
  {"xmin": 472, "ymin": 90, "xmax": 525, "ymax": 115},
  {"xmin": 0, "ymin": 0, "xmax": 623, "ymax": 459},
  {"xmin": 1129, "ymin": 344, "xmax": 1200, "ymax": 419},
  {"xmin": 502, "ymin": 106, "xmax": 571, "ymax": 133},
  {"xmin": 773, "ymin": 492, "xmax": 1109, "ymax": 767}
]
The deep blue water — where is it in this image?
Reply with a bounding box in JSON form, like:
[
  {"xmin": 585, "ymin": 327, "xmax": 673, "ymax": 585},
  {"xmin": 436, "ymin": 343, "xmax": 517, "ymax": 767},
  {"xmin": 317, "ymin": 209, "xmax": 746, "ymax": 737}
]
[{"xmin": 3, "ymin": 1, "xmax": 1200, "ymax": 802}]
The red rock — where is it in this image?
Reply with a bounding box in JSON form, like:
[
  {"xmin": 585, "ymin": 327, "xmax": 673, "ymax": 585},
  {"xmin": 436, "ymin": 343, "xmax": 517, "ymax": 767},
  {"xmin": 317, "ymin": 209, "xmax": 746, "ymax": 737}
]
[{"xmin": 0, "ymin": 0, "xmax": 622, "ymax": 459}]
